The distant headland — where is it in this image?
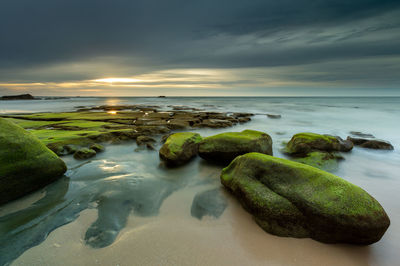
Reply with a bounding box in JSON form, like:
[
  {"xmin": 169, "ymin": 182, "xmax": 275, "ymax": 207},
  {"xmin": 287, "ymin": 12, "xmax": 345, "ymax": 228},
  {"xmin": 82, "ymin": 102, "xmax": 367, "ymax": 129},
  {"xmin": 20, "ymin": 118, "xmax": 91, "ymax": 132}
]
[{"xmin": 1, "ymin": 94, "xmax": 35, "ymax": 100}]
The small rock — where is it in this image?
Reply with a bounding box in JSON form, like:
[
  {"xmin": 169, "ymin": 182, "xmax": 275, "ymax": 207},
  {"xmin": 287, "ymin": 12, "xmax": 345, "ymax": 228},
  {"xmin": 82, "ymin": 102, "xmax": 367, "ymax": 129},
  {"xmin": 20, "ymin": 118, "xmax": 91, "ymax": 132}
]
[
  {"xmin": 159, "ymin": 132, "xmax": 202, "ymax": 166},
  {"xmin": 347, "ymin": 137, "xmax": 394, "ymax": 150},
  {"xmin": 89, "ymin": 144, "xmax": 105, "ymax": 153},
  {"xmin": 267, "ymin": 114, "xmax": 282, "ymax": 119},
  {"xmin": 349, "ymin": 131, "xmax": 375, "ymax": 138},
  {"xmin": 74, "ymin": 148, "xmax": 97, "ymax": 160},
  {"xmin": 136, "ymin": 135, "xmax": 156, "ymax": 146}
]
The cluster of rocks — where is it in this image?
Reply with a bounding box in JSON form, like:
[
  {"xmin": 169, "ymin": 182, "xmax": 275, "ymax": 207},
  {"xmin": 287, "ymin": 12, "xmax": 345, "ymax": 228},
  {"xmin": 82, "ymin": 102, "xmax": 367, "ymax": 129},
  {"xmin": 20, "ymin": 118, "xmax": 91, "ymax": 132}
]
[
  {"xmin": 0, "ymin": 105, "xmax": 254, "ymax": 156},
  {"xmin": 0, "ymin": 105, "xmax": 394, "ymax": 246},
  {"xmin": 158, "ymin": 129, "xmax": 392, "ymax": 244},
  {"xmin": 159, "ymin": 129, "xmax": 272, "ymax": 166}
]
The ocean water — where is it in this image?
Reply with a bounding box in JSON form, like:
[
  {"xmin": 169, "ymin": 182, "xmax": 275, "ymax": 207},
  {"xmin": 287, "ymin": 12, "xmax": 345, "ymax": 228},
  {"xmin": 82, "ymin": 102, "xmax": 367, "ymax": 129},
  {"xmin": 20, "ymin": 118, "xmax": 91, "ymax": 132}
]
[{"xmin": 0, "ymin": 97, "xmax": 399, "ymax": 266}]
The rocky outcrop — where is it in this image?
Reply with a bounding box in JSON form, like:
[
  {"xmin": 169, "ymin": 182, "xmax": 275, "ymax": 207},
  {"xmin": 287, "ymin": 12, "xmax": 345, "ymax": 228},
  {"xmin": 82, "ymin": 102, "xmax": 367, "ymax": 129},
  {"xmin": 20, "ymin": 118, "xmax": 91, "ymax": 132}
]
[
  {"xmin": 0, "ymin": 118, "xmax": 67, "ymax": 205},
  {"xmin": 159, "ymin": 132, "xmax": 202, "ymax": 166},
  {"xmin": 221, "ymin": 153, "xmax": 390, "ymax": 244},
  {"xmin": 199, "ymin": 130, "xmax": 273, "ymax": 164}
]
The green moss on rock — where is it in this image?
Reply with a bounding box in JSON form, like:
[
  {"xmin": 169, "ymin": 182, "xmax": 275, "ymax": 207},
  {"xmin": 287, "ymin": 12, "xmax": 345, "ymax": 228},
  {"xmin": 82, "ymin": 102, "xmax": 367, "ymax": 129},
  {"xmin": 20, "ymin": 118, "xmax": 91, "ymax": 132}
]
[
  {"xmin": 159, "ymin": 132, "xmax": 202, "ymax": 166},
  {"xmin": 293, "ymin": 151, "xmax": 342, "ymax": 172},
  {"xmin": 0, "ymin": 118, "xmax": 67, "ymax": 205},
  {"xmin": 74, "ymin": 148, "xmax": 97, "ymax": 160},
  {"xmin": 221, "ymin": 152, "xmax": 390, "ymax": 244},
  {"xmin": 199, "ymin": 130, "xmax": 272, "ymax": 164},
  {"xmin": 286, "ymin": 132, "xmax": 353, "ymax": 155}
]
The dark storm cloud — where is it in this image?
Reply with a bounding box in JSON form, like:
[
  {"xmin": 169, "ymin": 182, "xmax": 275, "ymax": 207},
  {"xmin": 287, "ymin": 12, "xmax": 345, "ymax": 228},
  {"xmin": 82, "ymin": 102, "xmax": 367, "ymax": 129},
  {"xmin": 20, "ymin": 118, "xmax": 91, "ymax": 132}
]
[{"xmin": 0, "ymin": 0, "xmax": 399, "ymax": 91}]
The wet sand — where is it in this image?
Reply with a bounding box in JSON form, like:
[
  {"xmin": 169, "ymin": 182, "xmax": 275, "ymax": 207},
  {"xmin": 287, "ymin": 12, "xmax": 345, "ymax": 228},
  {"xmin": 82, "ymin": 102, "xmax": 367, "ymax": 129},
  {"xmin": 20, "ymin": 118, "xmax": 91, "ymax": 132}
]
[{"xmin": 13, "ymin": 185, "xmax": 372, "ymax": 266}]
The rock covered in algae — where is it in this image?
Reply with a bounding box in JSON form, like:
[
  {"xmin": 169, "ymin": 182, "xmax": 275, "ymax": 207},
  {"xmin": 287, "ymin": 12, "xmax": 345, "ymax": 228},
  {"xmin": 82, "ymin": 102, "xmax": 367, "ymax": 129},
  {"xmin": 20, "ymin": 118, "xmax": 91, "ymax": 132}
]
[
  {"xmin": 292, "ymin": 151, "xmax": 343, "ymax": 172},
  {"xmin": 74, "ymin": 147, "xmax": 97, "ymax": 160},
  {"xmin": 159, "ymin": 132, "xmax": 202, "ymax": 166},
  {"xmin": 198, "ymin": 129, "xmax": 272, "ymax": 164},
  {"xmin": 286, "ymin": 132, "xmax": 353, "ymax": 155},
  {"xmin": 220, "ymin": 152, "xmax": 390, "ymax": 244},
  {"xmin": 0, "ymin": 118, "xmax": 67, "ymax": 205}
]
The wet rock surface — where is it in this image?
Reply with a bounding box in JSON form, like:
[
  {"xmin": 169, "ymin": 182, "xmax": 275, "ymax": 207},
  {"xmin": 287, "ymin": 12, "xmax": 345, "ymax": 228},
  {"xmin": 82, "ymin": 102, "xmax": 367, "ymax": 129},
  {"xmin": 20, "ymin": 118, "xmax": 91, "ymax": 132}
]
[
  {"xmin": 347, "ymin": 136, "xmax": 394, "ymax": 150},
  {"xmin": 74, "ymin": 148, "xmax": 97, "ymax": 160},
  {"xmin": 1, "ymin": 105, "xmax": 253, "ymax": 156},
  {"xmin": 221, "ymin": 153, "xmax": 390, "ymax": 244},
  {"xmin": 159, "ymin": 132, "xmax": 202, "ymax": 166},
  {"xmin": 284, "ymin": 132, "xmax": 352, "ymax": 171},
  {"xmin": 0, "ymin": 118, "xmax": 67, "ymax": 205},
  {"xmin": 199, "ymin": 130, "xmax": 273, "ymax": 164}
]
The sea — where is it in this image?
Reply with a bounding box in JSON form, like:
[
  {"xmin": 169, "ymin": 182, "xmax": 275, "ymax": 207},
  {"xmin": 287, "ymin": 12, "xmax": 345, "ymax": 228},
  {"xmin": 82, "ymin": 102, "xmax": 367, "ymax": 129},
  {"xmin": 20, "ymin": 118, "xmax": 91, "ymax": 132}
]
[{"xmin": 0, "ymin": 97, "xmax": 399, "ymax": 266}]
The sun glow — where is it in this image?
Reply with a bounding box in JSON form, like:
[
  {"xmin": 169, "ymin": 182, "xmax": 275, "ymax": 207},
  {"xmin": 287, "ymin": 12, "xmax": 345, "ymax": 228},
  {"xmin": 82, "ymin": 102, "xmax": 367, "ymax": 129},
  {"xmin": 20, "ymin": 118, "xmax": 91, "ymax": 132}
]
[
  {"xmin": 93, "ymin": 78, "xmax": 142, "ymax": 83},
  {"xmin": 108, "ymin": 111, "xmax": 117, "ymax": 115}
]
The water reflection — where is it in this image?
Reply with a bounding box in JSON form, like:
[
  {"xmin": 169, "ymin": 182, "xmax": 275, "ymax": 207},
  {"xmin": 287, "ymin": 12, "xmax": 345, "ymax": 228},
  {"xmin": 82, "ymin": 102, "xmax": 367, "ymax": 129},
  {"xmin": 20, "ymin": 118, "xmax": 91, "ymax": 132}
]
[
  {"xmin": 191, "ymin": 188, "xmax": 227, "ymax": 220},
  {"xmin": 0, "ymin": 144, "xmax": 223, "ymax": 264}
]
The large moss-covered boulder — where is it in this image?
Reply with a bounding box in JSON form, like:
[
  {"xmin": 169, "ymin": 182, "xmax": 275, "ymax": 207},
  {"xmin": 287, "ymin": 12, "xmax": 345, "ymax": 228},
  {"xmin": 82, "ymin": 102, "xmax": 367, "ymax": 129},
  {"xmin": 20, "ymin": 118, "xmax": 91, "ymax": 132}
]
[
  {"xmin": 199, "ymin": 130, "xmax": 272, "ymax": 164},
  {"xmin": 0, "ymin": 118, "xmax": 67, "ymax": 205},
  {"xmin": 159, "ymin": 132, "xmax": 202, "ymax": 166},
  {"xmin": 221, "ymin": 153, "xmax": 390, "ymax": 244},
  {"xmin": 286, "ymin": 133, "xmax": 353, "ymax": 155}
]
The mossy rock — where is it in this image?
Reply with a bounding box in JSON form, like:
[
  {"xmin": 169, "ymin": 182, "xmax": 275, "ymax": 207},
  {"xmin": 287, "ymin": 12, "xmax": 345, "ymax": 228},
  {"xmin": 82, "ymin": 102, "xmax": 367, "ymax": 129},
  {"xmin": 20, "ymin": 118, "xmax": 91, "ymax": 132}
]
[
  {"xmin": 159, "ymin": 132, "xmax": 202, "ymax": 166},
  {"xmin": 286, "ymin": 132, "xmax": 353, "ymax": 155},
  {"xmin": 221, "ymin": 153, "xmax": 390, "ymax": 244},
  {"xmin": 0, "ymin": 118, "xmax": 67, "ymax": 205},
  {"xmin": 74, "ymin": 148, "xmax": 97, "ymax": 160},
  {"xmin": 292, "ymin": 151, "xmax": 342, "ymax": 172},
  {"xmin": 90, "ymin": 144, "xmax": 105, "ymax": 153},
  {"xmin": 198, "ymin": 130, "xmax": 272, "ymax": 164}
]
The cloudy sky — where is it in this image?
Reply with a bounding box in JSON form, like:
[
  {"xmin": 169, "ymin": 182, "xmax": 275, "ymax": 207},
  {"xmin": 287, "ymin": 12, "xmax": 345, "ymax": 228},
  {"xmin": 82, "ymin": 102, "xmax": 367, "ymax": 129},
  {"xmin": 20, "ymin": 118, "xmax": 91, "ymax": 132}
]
[{"xmin": 1, "ymin": 0, "xmax": 400, "ymax": 96}]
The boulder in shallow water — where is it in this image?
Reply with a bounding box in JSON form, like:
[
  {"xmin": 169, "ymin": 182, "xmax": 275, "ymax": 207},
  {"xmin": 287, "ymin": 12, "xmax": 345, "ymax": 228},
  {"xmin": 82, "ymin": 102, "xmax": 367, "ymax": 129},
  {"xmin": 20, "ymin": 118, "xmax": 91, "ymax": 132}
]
[
  {"xmin": 347, "ymin": 136, "xmax": 394, "ymax": 150},
  {"xmin": 90, "ymin": 143, "xmax": 105, "ymax": 153},
  {"xmin": 0, "ymin": 118, "xmax": 67, "ymax": 205},
  {"xmin": 266, "ymin": 114, "xmax": 281, "ymax": 119},
  {"xmin": 74, "ymin": 148, "xmax": 97, "ymax": 159},
  {"xmin": 286, "ymin": 132, "xmax": 353, "ymax": 155},
  {"xmin": 199, "ymin": 130, "xmax": 273, "ymax": 164},
  {"xmin": 159, "ymin": 132, "xmax": 202, "ymax": 166},
  {"xmin": 221, "ymin": 153, "xmax": 390, "ymax": 244}
]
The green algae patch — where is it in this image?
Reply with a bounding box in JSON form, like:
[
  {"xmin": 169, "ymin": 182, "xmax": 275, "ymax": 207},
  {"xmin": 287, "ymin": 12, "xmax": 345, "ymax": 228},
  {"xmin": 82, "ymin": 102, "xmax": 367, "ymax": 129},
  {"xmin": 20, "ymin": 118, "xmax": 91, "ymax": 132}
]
[
  {"xmin": 199, "ymin": 129, "xmax": 272, "ymax": 164},
  {"xmin": 3, "ymin": 118, "xmax": 66, "ymax": 129},
  {"xmin": 292, "ymin": 151, "xmax": 341, "ymax": 172},
  {"xmin": 0, "ymin": 118, "xmax": 67, "ymax": 205},
  {"xmin": 221, "ymin": 152, "xmax": 390, "ymax": 244},
  {"xmin": 159, "ymin": 132, "xmax": 202, "ymax": 166}
]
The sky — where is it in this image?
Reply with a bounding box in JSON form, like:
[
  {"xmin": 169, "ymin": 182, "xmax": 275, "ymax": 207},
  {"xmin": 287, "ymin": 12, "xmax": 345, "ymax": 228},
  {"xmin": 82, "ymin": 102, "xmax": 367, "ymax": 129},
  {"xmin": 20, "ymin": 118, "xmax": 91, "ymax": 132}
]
[{"xmin": 0, "ymin": 0, "xmax": 400, "ymax": 96}]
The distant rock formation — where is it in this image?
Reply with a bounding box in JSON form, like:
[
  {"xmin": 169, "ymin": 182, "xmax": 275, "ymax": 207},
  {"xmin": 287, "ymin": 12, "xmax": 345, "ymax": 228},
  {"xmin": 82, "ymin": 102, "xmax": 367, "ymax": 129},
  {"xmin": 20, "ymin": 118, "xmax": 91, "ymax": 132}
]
[{"xmin": 1, "ymin": 94, "xmax": 35, "ymax": 100}]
